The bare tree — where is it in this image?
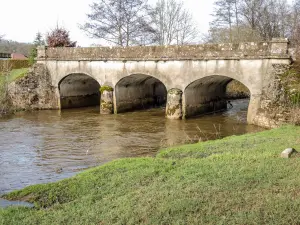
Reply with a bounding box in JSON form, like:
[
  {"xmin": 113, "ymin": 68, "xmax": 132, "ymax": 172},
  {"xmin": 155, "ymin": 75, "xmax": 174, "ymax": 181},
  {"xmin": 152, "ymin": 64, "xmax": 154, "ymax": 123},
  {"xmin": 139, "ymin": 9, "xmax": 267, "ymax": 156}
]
[
  {"xmin": 239, "ymin": 0, "xmax": 290, "ymax": 40},
  {"xmin": 174, "ymin": 9, "xmax": 199, "ymax": 45},
  {"xmin": 150, "ymin": 0, "xmax": 199, "ymax": 45},
  {"xmin": 256, "ymin": 0, "xmax": 289, "ymax": 40},
  {"xmin": 239, "ymin": 0, "xmax": 263, "ymax": 31},
  {"xmin": 210, "ymin": 0, "xmax": 241, "ymax": 42},
  {"xmin": 0, "ymin": 39, "xmax": 32, "ymax": 56},
  {"xmin": 204, "ymin": 25, "xmax": 262, "ymax": 43},
  {"xmin": 207, "ymin": 0, "xmax": 291, "ymax": 43},
  {"xmin": 80, "ymin": 0, "xmax": 151, "ymax": 46},
  {"xmin": 288, "ymin": 0, "xmax": 300, "ymax": 46}
]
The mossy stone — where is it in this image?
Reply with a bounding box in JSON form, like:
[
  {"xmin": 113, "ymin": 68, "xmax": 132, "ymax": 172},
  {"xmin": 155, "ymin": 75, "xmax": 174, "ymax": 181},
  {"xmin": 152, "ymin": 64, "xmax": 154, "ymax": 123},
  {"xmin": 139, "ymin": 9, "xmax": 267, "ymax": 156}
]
[{"xmin": 100, "ymin": 86, "xmax": 114, "ymax": 94}]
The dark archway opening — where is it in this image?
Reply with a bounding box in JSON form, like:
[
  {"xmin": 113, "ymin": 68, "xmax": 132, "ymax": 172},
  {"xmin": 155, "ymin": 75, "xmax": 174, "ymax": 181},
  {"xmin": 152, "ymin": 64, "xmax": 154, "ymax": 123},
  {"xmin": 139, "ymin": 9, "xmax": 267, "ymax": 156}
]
[
  {"xmin": 115, "ymin": 74, "xmax": 167, "ymax": 113},
  {"xmin": 184, "ymin": 75, "xmax": 250, "ymax": 118},
  {"xmin": 59, "ymin": 73, "xmax": 100, "ymax": 109}
]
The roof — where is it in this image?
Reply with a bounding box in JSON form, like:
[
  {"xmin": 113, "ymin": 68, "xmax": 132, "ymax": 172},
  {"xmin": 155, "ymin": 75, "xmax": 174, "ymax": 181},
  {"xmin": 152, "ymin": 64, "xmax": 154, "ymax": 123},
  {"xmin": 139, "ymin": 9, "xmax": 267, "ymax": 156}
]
[{"xmin": 11, "ymin": 53, "xmax": 28, "ymax": 60}]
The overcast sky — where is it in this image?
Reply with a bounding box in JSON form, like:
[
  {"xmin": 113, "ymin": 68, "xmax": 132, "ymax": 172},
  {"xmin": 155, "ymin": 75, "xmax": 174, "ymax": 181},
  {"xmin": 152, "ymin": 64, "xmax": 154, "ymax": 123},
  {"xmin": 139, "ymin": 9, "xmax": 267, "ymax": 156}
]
[{"xmin": 0, "ymin": 0, "xmax": 214, "ymax": 46}]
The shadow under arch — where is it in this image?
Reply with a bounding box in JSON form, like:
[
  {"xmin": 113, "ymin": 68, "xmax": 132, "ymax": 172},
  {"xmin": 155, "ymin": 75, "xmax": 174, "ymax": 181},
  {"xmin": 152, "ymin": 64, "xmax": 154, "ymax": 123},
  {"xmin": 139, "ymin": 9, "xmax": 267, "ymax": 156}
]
[
  {"xmin": 115, "ymin": 74, "xmax": 167, "ymax": 113},
  {"xmin": 58, "ymin": 73, "xmax": 101, "ymax": 109},
  {"xmin": 184, "ymin": 75, "xmax": 251, "ymax": 118}
]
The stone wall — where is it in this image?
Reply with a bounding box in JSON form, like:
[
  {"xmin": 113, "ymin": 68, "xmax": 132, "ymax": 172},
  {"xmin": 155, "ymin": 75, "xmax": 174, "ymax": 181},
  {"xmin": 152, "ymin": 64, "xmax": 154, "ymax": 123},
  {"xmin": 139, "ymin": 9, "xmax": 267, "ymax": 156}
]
[
  {"xmin": 8, "ymin": 64, "xmax": 58, "ymax": 111},
  {"xmin": 37, "ymin": 39, "xmax": 289, "ymax": 61},
  {"xmin": 253, "ymin": 64, "xmax": 299, "ymax": 128}
]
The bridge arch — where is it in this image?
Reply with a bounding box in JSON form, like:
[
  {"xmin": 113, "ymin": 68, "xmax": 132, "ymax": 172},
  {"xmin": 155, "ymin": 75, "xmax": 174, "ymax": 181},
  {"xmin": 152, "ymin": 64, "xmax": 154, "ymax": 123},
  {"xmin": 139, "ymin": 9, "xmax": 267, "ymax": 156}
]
[
  {"xmin": 183, "ymin": 75, "xmax": 251, "ymax": 119},
  {"xmin": 115, "ymin": 74, "xmax": 167, "ymax": 113},
  {"xmin": 58, "ymin": 73, "xmax": 101, "ymax": 109}
]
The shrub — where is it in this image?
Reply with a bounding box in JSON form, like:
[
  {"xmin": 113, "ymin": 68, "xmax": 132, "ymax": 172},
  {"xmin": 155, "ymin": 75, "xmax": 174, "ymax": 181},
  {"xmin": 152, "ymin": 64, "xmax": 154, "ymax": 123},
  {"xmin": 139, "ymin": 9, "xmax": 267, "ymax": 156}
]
[
  {"xmin": 0, "ymin": 60, "xmax": 30, "ymax": 72},
  {"xmin": 46, "ymin": 27, "xmax": 76, "ymax": 47}
]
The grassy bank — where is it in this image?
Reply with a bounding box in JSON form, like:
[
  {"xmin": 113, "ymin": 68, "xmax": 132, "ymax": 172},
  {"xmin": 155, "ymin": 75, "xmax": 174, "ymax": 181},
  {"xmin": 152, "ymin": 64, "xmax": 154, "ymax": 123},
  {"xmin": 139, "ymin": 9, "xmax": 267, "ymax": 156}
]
[
  {"xmin": 1, "ymin": 126, "xmax": 300, "ymax": 224},
  {"xmin": 0, "ymin": 68, "xmax": 29, "ymax": 115},
  {"xmin": 0, "ymin": 68, "xmax": 29, "ymax": 84}
]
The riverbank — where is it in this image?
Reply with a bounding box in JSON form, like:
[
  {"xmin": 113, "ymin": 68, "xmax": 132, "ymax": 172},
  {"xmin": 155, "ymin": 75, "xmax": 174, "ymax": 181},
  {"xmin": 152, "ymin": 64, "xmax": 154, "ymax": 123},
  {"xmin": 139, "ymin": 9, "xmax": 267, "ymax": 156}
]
[{"xmin": 1, "ymin": 125, "xmax": 300, "ymax": 224}]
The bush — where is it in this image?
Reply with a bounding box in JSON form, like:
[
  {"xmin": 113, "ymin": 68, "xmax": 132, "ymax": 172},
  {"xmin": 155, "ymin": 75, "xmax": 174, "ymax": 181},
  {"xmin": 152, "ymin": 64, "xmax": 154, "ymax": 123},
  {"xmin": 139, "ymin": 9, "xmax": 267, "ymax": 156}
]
[
  {"xmin": 0, "ymin": 60, "xmax": 30, "ymax": 71},
  {"xmin": 46, "ymin": 27, "xmax": 76, "ymax": 47}
]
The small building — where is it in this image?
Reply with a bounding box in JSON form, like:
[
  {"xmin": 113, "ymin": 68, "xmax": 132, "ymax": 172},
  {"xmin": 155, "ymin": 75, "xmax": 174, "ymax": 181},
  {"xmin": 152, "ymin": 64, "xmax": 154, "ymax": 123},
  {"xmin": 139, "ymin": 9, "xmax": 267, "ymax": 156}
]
[
  {"xmin": 0, "ymin": 52, "xmax": 11, "ymax": 60},
  {"xmin": 11, "ymin": 53, "xmax": 28, "ymax": 60}
]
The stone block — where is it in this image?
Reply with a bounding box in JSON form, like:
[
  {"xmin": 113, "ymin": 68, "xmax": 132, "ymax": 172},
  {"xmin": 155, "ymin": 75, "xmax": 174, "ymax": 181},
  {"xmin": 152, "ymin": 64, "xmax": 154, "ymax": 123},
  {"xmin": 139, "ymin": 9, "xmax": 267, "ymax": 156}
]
[{"xmin": 281, "ymin": 148, "xmax": 297, "ymax": 158}]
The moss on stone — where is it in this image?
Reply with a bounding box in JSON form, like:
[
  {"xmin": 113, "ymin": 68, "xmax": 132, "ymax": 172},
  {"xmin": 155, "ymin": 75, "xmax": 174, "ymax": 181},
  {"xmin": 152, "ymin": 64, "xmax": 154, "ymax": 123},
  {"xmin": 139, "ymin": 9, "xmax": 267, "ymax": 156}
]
[
  {"xmin": 100, "ymin": 86, "xmax": 114, "ymax": 94},
  {"xmin": 167, "ymin": 104, "xmax": 180, "ymax": 116},
  {"xmin": 168, "ymin": 89, "xmax": 182, "ymax": 95},
  {"xmin": 100, "ymin": 99, "xmax": 113, "ymax": 113}
]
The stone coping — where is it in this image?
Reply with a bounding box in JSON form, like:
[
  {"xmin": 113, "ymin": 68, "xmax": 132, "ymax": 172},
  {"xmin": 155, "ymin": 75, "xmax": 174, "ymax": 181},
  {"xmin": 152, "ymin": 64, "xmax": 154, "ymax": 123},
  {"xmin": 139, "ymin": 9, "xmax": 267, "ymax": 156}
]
[{"xmin": 37, "ymin": 39, "xmax": 290, "ymax": 61}]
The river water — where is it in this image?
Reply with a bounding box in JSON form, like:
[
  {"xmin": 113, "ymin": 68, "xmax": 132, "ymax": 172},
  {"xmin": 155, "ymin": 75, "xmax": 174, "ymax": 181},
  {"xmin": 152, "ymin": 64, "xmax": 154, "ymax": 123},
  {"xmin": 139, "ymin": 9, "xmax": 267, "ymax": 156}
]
[{"xmin": 0, "ymin": 99, "xmax": 265, "ymax": 195}]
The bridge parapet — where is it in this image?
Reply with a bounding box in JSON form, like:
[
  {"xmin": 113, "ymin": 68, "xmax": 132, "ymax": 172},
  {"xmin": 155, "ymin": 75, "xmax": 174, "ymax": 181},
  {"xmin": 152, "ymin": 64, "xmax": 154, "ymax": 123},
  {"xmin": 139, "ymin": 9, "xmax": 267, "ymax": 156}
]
[{"xmin": 37, "ymin": 38, "xmax": 290, "ymax": 61}]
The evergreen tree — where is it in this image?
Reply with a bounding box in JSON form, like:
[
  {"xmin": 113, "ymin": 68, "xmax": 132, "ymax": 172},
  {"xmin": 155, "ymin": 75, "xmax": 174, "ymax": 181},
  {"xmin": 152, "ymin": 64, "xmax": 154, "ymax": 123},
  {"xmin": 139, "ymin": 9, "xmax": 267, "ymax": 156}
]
[
  {"xmin": 34, "ymin": 32, "xmax": 45, "ymax": 46},
  {"xmin": 29, "ymin": 32, "xmax": 45, "ymax": 65}
]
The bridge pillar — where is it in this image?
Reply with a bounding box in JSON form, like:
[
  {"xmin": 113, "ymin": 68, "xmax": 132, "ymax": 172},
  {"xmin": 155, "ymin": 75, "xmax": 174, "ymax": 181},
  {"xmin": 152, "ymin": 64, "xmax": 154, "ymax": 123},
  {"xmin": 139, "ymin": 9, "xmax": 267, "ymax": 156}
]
[
  {"xmin": 166, "ymin": 89, "xmax": 183, "ymax": 120},
  {"xmin": 100, "ymin": 86, "xmax": 114, "ymax": 114},
  {"xmin": 247, "ymin": 94, "xmax": 261, "ymax": 124}
]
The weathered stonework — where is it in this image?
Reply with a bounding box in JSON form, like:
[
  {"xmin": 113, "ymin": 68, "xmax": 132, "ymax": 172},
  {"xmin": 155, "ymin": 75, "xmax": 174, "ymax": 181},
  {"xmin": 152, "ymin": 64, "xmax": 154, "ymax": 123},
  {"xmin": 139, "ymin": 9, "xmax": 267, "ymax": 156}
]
[
  {"xmin": 37, "ymin": 39, "xmax": 289, "ymax": 61},
  {"xmin": 252, "ymin": 64, "xmax": 297, "ymax": 128},
  {"xmin": 100, "ymin": 86, "xmax": 114, "ymax": 114},
  {"xmin": 281, "ymin": 148, "xmax": 298, "ymax": 158},
  {"xmin": 8, "ymin": 64, "xmax": 58, "ymax": 111},
  {"xmin": 34, "ymin": 38, "xmax": 293, "ymax": 127},
  {"xmin": 166, "ymin": 89, "xmax": 183, "ymax": 120}
]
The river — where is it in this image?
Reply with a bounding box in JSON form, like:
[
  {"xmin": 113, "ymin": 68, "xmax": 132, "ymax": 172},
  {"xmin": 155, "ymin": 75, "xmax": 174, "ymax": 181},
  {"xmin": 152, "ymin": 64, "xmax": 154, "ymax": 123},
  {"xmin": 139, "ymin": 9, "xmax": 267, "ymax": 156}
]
[{"xmin": 0, "ymin": 99, "xmax": 265, "ymax": 195}]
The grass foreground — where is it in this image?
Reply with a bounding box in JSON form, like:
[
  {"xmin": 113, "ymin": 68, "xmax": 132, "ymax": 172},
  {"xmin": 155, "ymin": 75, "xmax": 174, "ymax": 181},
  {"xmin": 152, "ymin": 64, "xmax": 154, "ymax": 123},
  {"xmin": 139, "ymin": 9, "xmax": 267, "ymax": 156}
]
[{"xmin": 1, "ymin": 126, "xmax": 300, "ymax": 225}]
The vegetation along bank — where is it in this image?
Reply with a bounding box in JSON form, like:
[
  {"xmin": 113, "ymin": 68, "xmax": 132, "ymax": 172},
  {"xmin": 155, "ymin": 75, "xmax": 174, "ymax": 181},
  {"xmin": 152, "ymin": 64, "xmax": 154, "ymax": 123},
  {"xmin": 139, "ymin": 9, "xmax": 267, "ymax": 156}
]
[{"xmin": 1, "ymin": 126, "xmax": 300, "ymax": 224}]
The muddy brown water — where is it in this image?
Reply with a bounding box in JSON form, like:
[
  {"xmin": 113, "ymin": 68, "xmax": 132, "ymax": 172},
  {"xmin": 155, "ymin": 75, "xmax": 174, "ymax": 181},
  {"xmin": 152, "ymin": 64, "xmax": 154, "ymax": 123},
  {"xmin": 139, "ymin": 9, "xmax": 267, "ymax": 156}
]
[{"xmin": 0, "ymin": 99, "xmax": 265, "ymax": 195}]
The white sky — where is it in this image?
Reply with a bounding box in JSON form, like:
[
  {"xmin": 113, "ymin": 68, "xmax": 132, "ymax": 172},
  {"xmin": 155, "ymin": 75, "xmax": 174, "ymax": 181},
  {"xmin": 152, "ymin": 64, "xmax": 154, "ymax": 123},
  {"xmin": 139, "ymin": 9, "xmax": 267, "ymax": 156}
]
[{"xmin": 0, "ymin": 0, "xmax": 214, "ymax": 46}]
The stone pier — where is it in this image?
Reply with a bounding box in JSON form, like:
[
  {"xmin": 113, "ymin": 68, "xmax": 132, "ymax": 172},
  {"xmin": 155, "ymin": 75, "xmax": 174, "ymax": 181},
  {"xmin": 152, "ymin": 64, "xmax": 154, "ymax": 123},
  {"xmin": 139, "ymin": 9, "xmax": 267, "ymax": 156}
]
[
  {"xmin": 166, "ymin": 89, "xmax": 183, "ymax": 120},
  {"xmin": 100, "ymin": 86, "xmax": 114, "ymax": 114}
]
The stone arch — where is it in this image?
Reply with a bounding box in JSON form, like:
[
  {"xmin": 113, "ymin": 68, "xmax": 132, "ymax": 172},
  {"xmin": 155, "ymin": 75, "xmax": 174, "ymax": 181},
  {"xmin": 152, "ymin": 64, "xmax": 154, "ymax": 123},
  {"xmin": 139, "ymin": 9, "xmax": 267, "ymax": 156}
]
[
  {"xmin": 58, "ymin": 73, "xmax": 101, "ymax": 109},
  {"xmin": 115, "ymin": 74, "xmax": 167, "ymax": 113},
  {"xmin": 183, "ymin": 75, "xmax": 251, "ymax": 119}
]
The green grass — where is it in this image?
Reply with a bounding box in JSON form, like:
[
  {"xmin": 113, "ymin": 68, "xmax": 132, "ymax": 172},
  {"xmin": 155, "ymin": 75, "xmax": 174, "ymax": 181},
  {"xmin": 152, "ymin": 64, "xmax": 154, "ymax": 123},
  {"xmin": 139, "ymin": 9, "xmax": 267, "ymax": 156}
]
[
  {"xmin": 1, "ymin": 126, "xmax": 300, "ymax": 224},
  {"xmin": 0, "ymin": 68, "xmax": 29, "ymax": 84}
]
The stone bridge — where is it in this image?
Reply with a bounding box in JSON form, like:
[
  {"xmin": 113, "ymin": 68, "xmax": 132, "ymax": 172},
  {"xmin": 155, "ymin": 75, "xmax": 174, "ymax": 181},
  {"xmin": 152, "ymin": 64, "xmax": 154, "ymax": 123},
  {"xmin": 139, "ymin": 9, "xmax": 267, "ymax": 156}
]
[{"xmin": 36, "ymin": 38, "xmax": 292, "ymax": 126}]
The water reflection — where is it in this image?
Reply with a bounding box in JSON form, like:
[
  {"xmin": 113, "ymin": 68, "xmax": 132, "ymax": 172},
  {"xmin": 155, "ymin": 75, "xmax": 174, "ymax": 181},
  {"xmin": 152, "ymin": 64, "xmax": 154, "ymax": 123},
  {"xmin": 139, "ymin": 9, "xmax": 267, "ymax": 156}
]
[{"xmin": 0, "ymin": 99, "xmax": 265, "ymax": 194}]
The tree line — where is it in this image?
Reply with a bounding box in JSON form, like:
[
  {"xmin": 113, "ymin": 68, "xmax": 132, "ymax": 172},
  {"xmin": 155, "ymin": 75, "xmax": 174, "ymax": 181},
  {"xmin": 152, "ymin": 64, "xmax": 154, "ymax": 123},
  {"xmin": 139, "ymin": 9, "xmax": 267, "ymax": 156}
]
[
  {"xmin": 206, "ymin": 0, "xmax": 300, "ymax": 45},
  {"xmin": 80, "ymin": 0, "xmax": 199, "ymax": 46},
  {"xmin": 1, "ymin": 0, "xmax": 300, "ymax": 49},
  {"xmin": 81, "ymin": 0, "xmax": 300, "ymax": 46}
]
